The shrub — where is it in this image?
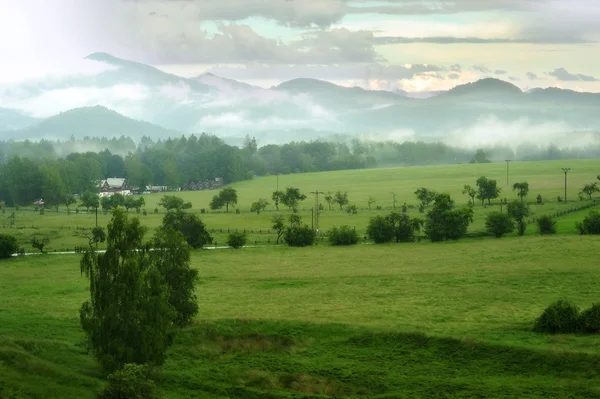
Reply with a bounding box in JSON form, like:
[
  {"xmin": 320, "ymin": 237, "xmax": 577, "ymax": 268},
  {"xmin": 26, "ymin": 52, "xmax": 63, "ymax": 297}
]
[
  {"xmin": 533, "ymin": 299, "xmax": 580, "ymax": 334},
  {"xmin": 284, "ymin": 225, "xmax": 316, "ymax": 247},
  {"xmin": 580, "ymin": 304, "xmax": 600, "ymax": 334},
  {"xmin": 227, "ymin": 232, "xmax": 247, "ymax": 249},
  {"xmin": 485, "ymin": 212, "xmax": 514, "ymax": 238},
  {"xmin": 0, "ymin": 234, "xmax": 18, "ymax": 259},
  {"xmin": 576, "ymin": 211, "xmax": 600, "ymax": 235},
  {"xmin": 328, "ymin": 225, "xmax": 359, "ymax": 246},
  {"xmin": 97, "ymin": 364, "xmax": 161, "ymax": 399},
  {"xmin": 537, "ymin": 215, "xmax": 557, "ymax": 235},
  {"xmin": 366, "ymin": 216, "xmax": 394, "ymax": 243}
]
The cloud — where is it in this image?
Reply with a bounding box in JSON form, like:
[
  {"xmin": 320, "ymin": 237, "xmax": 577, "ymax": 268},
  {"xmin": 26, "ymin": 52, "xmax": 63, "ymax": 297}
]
[
  {"xmin": 372, "ymin": 36, "xmax": 589, "ymax": 44},
  {"xmin": 494, "ymin": 70, "xmax": 507, "ymax": 75},
  {"xmin": 443, "ymin": 114, "xmax": 599, "ymax": 149},
  {"xmin": 472, "ymin": 65, "xmax": 490, "ymax": 73},
  {"xmin": 448, "ymin": 73, "xmax": 460, "ymax": 80},
  {"xmin": 509, "ymin": 76, "xmax": 520, "ymax": 82},
  {"xmin": 548, "ymin": 68, "xmax": 598, "ymax": 82},
  {"xmin": 526, "ymin": 72, "xmax": 538, "ymax": 80},
  {"xmin": 205, "ymin": 63, "xmax": 443, "ymax": 82}
]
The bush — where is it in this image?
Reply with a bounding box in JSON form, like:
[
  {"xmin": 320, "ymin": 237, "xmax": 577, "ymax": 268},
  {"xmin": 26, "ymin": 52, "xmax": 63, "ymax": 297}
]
[
  {"xmin": 533, "ymin": 299, "xmax": 580, "ymax": 334},
  {"xmin": 537, "ymin": 215, "xmax": 557, "ymax": 235},
  {"xmin": 485, "ymin": 212, "xmax": 514, "ymax": 238},
  {"xmin": 0, "ymin": 234, "xmax": 18, "ymax": 259},
  {"xmin": 227, "ymin": 232, "xmax": 246, "ymax": 249},
  {"xmin": 97, "ymin": 364, "xmax": 161, "ymax": 399},
  {"xmin": 576, "ymin": 211, "xmax": 600, "ymax": 234},
  {"xmin": 580, "ymin": 304, "xmax": 600, "ymax": 334},
  {"xmin": 284, "ymin": 225, "xmax": 316, "ymax": 247},
  {"xmin": 366, "ymin": 216, "xmax": 394, "ymax": 243},
  {"xmin": 328, "ymin": 225, "xmax": 359, "ymax": 246}
]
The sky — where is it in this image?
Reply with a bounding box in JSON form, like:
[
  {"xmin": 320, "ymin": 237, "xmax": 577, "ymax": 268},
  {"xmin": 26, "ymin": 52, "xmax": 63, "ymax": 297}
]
[{"xmin": 1, "ymin": 0, "xmax": 600, "ymax": 92}]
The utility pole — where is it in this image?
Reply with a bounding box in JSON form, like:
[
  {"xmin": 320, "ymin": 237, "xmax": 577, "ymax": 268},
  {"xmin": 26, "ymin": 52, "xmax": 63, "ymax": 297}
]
[
  {"xmin": 561, "ymin": 167, "xmax": 571, "ymax": 202},
  {"xmin": 505, "ymin": 159, "xmax": 511, "ymax": 185},
  {"xmin": 276, "ymin": 174, "xmax": 280, "ymax": 192},
  {"xmin": 310, "ymin": 190, "xmax": 324, "ymax": 231}
]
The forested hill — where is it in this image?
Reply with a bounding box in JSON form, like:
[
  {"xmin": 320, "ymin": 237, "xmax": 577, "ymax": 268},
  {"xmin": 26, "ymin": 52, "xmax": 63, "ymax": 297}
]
[{"xmin": 1, "ymin": 133, "xmax": 600, "ymax": 207}]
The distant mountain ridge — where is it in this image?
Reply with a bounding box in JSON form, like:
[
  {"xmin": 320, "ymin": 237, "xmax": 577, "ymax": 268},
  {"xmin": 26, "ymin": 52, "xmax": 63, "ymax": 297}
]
[
  {"xmin": 1, "ymin": 53, "xmax": 599, "ymax": 144},
  {"xmin": 5, "ymin": 105, "xmax": 176, "ymax": 141}
]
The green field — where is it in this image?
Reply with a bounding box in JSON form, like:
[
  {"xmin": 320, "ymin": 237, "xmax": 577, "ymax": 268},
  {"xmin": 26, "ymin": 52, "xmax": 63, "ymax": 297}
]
[
  {"xmin": 1, "ymin": 159, "xmax": 599, "ymax": 252},
  {"xmin": 2, "ymin": 159, "xmax": 600, "ymax": 398}
]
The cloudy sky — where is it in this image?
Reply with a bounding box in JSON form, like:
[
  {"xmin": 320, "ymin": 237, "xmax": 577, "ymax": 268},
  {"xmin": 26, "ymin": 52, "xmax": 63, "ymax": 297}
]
[{"xmin": 1, "ymin": 0, "xmax": 600, "ymax": 92}]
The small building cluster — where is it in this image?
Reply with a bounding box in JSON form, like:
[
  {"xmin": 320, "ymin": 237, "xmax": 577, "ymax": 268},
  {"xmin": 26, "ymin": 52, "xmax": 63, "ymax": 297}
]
[
  {"xmin": 180, "ymin": 177, "xmax": 224, "ymax": 191},
  {"xmin": 98, "ymin": 177, "xmax": 223, "ymax": 197},
  {"xmin": 98, "ymin": 178, "xmax": 132, "ymax": 198}
]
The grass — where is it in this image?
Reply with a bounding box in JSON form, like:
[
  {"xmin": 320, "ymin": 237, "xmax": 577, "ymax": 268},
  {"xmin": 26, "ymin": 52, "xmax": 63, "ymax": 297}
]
[
  {"xmin": 3, "ymin": 236, "xmax": 600, "ymax": 397},
  {"xmin": 2, "ymin": 159, "xmax": 600, "ymax": 398},
  {"xmin": 1, "ymin": 159, "xmax": 599, "ymax": 252}
]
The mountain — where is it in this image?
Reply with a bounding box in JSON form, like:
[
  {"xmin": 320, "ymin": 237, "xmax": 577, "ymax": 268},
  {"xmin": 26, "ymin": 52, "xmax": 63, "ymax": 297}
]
[
  {"xmin": 5, "ymin": 105, "xmax": 177, "ymax": 140},
  {"xmin": 1, "ymin": 52, "xmax": 600, "ymax": 145},
  {"xmin": 0, "ymin": 108, "xmax": 38, "ymax": 131}
]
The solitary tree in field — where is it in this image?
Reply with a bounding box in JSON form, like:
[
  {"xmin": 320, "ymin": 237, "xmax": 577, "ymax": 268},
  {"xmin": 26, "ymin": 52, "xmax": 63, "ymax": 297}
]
[
  {"xmin": 462, "ymin": 185, "xmax": 477, "ymax": 206},
  {"xmin": 367, "ymin": 196, "xmax": 376, "ymax": 210},
  {"xmin": 476, "ymin": 176, "xmax": 501, "ymax": 205},
  {"xmin": 281, "ymin": 187, "xmax": 306, "ymax": 212},
  {"xmin": 271, "ymin": 190, "xmax": 284, "ymax": 211},
  {"xmin": 251, "ymin": 198, "xmax": 269, "ymax": 214},
  {"xmin": 158, "ymin": 195, "xmax": 191, "ymax": 212},
  {"xmin": 210, "ymin": 187, "xmax": 238, "ymax": 212},
  {"xmin": 64, "ymin": 195, "xmax": 76, "ymax": 213},
  {"xmin": 580, "ymin": 183, "xmax": 599, "ymax": 200},
  {"xmin": 507, "ymin": 200, "xmax": 530, "ymax": 236},
  {"xmin": 271, "ymin": 215, "xmax": 285, "ymax": 244},
  {"xmin": 512, "ymin": 182, "xmax": 530, "ymax": 201},
  {"xmin": 31, "ymin": 236, "xmax": 50, "ymax": 253},
  {"xmin": 414, "ymin": 188, "xmax": 437, "ymax": 209},
  {"xmin": 333, "ymin": 191, "xmax": 349, "ymax": 210}
]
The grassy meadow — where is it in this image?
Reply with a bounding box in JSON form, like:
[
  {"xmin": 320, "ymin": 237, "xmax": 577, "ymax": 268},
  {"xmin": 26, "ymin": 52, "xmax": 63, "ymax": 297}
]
[
  {"xmin": 1, "ymin": 159, "xmax": 599, "ymax": 252},
  {"xmin": 2, "ymin": 159, "xmax": 600, "ymax": 398}
]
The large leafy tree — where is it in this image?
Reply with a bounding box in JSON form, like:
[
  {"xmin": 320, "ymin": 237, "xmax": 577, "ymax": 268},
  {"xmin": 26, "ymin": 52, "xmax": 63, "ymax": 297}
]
[
  {"xmin": 80, "ymin": 191, "xmax": 100, "ymax": 211},
  {"xmin": 79, "ymin": 208, "xmax": 175, "ymax": 372},
  {"xmin": 161, "ymin": 210, "xmax": 212, "ymax": 249},
  {"xmin": 424, "ymin": 193, "xmax": 474, "ymax": 242},
  {"xmin": 476, "ymin": 176, "xmax": 501, "ymax": 205},
  {"xmin": 151, "ymin": 228, "xmax": 199, "ymax": 327}
]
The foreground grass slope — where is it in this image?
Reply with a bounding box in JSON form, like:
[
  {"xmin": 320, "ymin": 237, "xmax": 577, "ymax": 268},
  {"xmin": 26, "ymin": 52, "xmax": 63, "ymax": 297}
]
[
  {"xmin": 1, "ymin": 159, "xmax": 599, "ymax": 252},
  {"xmin": 2, "ymin": 236, "xmax": 600, "ymax": 397}
]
